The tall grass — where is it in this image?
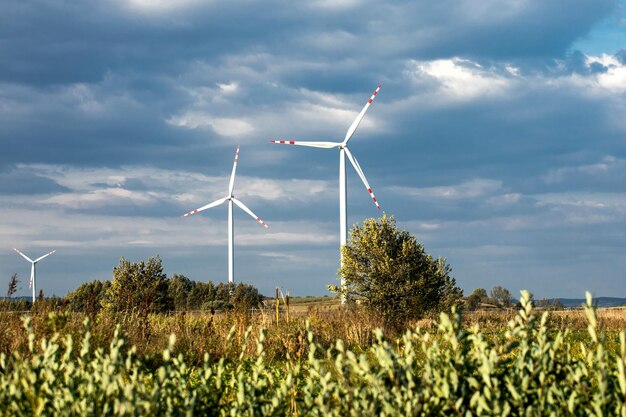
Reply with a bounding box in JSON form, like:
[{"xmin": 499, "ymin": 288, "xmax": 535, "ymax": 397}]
[
  {"xmin": 1, "ymin": 296, "xmax": 626, "ymax": 365},
  {"xmin": 0, "ymin": 302, "xmax": 386, "ymax": 365},
  {"xmin": 0, "ymin": 292, "xmax": 626, "ymax": 416}
]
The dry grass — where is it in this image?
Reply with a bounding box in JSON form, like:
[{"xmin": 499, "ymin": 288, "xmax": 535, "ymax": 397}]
[{"xmin": 1, "ymin": 300, "xmax": 625, "ymax": 367}]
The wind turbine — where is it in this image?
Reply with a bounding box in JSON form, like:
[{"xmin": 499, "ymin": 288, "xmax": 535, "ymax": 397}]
[
  {"xmin": 182, "ymin": 146, "xmax": 269, "ymax": 284},
  {"xmin": 13, "ymin": 248, "xmax": 56, "ymax": 303},
  {"xmin": 271, "ymin": 84, "xmax": 382, "ymax": 302}
]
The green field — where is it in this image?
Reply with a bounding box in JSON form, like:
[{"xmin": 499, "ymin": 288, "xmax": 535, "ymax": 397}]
[{"xmin": 1, "ymin": 292, "xmax": 626, "ymax": 416}]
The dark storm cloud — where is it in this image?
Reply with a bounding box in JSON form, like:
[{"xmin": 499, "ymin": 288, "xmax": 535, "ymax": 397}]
[
  {"xmin": 1, "ymin": 0, "xmax": 621, "ymax": 173},
  {"xmin": 0, "ymin": 0, "xmax": 619, "ymax": 85},
  {"xmin": 0, "ymin": 167, "xmax": 69, "ymax": 194},
  {"xmin": 1, "ymin": 0, "xmax": 625, "ymax": 298}
]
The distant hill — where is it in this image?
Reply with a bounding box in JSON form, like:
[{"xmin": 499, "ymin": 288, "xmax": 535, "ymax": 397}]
[{"xmin": 556, "ymin": 297, "xmax": 626, "ymax": 308}]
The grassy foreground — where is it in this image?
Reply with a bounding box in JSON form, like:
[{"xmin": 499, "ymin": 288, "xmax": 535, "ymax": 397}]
[{"xmin": 1, "ymin": 292, "xmax": 626, "ymax": 416}]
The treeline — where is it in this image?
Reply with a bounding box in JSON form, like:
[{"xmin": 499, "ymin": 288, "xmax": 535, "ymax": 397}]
[
  {"xmin": 2, "ymin": 256, "xmax": 264, "ymax": 315},
  {"xmin": 465, "ymin": 285, "xmax": 565, "ymax": 310}
]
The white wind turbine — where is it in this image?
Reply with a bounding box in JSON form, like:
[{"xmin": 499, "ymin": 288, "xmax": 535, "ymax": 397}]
[
  {"xmin": 13, "ymin": 248, "xmax": 56, "ymax": 303},
  {"xmin": 182, "ymin": 146, "xmax": 269, "ymax": 284},
  {"xmin": 271, "ymin": 84, "xmax": 382, "ymax": 302}
]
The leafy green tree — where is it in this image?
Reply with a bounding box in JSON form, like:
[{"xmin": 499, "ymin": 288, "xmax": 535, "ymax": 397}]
[
  {"xmin": 168, "ymin": 274, "xmax": 193, "ymax": 311},
  {"xmin": 337, "ymin": 214, "xmax": 462, "ymax": 328},
  {"xmin": 102, "ymin": 256, "xmax": 171, "ymax": 315},
  {"xmin": 213, "ymin": 283, "xmax": 234, "ymax": 310},
  {"xmin": 231, "ymin": 283, "xmax": 264, "ymax": 312},
  {"xmin": 66, "ymin": 280, "xmax": 110, "ymax": 317},
  {"xmin": 490, "ymin": 285, "xmax": 514, "ymax": 307},
  {"xmin": 188, "ymin": 281, "xmax": 215, "ymax": 311},
  {"xmin": 466, "ymin": 288, "xmax": 488, "ymax": 311}
]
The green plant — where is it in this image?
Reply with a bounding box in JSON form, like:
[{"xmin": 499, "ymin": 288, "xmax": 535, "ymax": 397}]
[
  {"xmin": 1, "ymin": 292, "xmax": 625, "ymax": 416},
  {"xmin": 336, "ymin": 214, "xmax": 462, "ymax": 329}
]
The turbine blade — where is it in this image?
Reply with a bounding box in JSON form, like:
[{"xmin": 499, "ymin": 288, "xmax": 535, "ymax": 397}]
[
  {"xmin": 34, "ymin": 250, "xmax": 56, "ymax": 263},
  {"xmin": 232, "ymin": 197, "xmax": 270, "ymax": 229},
  {"xmin": 182, "ymin": 197, "xmax": 228, "ymax": 217},
  {"xmin": 344, "ymin": 147, "xmax": 380, "ymax": 210},
  {"xmin": 343, "ymin": 84, "xmax": 382, "ymax": 145},
  {"xmin": 13, "ymin": 248, "xmax": 33, "ymax": 263},
  {"xmin": 228, "ymin": 145, "xmax": 240, "ymax": 196},
  {"xmin": 30, "ymin": 264, "xmax": 34, "ymax": 289},
  {"xmin": 271, "ymin": 140, "xmax": 340, "ymax": 149}
]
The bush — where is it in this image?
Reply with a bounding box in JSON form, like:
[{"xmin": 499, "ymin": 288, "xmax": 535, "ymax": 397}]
[
  {"xmin": 102, "ymin": 256, "xmax": 171, "ymax": 315},
  {"xmin": 338, "ymin": 214, "xmax": 462, "ymax": 328},
  {"xmin": 66, "ymin": 280, "xmax": 109, "ymax": 317},
  {"xmin": 465, "ymin": 287, "xmax": 488, "ymax": 311},
  {"xmin": 231, "ymin": 282, "xmax": 265, "ymax": 312}
]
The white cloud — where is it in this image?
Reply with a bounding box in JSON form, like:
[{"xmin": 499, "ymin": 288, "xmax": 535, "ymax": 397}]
[
  {"xmin": 310, "ymin": 0, "xmax": 362, "ymax": 10},
  {"xmin": 559, "ymin": 54, "xmax": 626, "ymax": 93},
  {"xmin": 116, "ymin": 0, "xmax": 205, "ymax": 14},
  {"xmin": 533, "ymin": 191, "xmax": 626, "ymax": 225},
  {"xmin": 393, "ymin": 178, "xmax": 503, "ymax": 200},
  {"xmin": 585, "ymin": 53, "xmax": 622, "ymax": 67},
  {"xmin": 12, "ymin": 164, "xmax": 334, "ymax": 213},
  {"xmin": 69, "ymin": 84, "xmax": 105, "ymax": 113},
  {"xmin": 42, "ymin": 187, "xmax": 156, "ymax": 209},
  {"xmin": 597, "ymin": 64, "xmax": 626, "ymax": 90},
  {"xmin": 486, "ymin": 193, "xmax": 523, "ymax": 206},
  {"xmin": 167, "ymin": 113, "xmax": 255, "ymax": 137},
  {"xmin": 407, "ymin": 58, "xmax": 515, "ymax": 101},
  {"xmin": 217, "ymin": 82, "xmax": 239, "ymax": 94},
  {"xmin": 299, "ymin": 30, "xmax": 359, "ymax": 51},
  {"xmin": 163, "ymin": 58, "xmax": 386, "ymax": 141},
  {"xmin": 542, "ymin": 155, "xmax": 623, "ymax": 184},
  {"xmin": 582, "ymin": 53, "xmax": 626, "ymax": 91}
]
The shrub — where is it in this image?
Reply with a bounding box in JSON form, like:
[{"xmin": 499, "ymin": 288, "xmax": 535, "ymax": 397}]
[{"xmin": 338, "ymin": 214, "xmax": 462, "ymax": 328}]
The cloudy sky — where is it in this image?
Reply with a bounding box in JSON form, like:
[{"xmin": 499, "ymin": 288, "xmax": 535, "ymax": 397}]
[{"xmin": 1, "ymin": 0, "xmax": 625, "ymax": 299}]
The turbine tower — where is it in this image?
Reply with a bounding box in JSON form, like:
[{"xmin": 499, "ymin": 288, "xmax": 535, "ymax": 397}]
[
  {"xmin": 13, "ymin": 248, "xmax": 56, "ymax": 303},
  {"xmin": 182, "ymin": 146, "xmax": 269, "ymax": 283},
  {"xmin": 271, "ymin": 84, "xmax": 382, "ymax": 302}
]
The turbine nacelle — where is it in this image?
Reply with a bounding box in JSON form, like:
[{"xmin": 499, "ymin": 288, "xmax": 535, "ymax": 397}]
[
  {"xmin": 271, "ymin": 84, "xmax": 383, "ymax": 304},
  {"xmin": 271, "ymin": 84, "xmax": 383, "ymax": 211}
]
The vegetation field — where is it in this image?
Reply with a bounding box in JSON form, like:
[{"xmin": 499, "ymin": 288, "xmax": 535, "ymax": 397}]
[{"xmin": 1, "ymin": 292, "xmax": 626, "ymax": 416}]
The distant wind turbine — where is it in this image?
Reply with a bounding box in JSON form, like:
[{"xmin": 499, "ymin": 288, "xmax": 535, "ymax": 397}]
[
  {"xmin": 271, "ymin": 84, "xmax": 382, "ymax": 302},
  {"xmin": 182, "ymin": 146, "xmax": 269, "ymax": 284},
  {"xmin": 13, "ymin": 248, "xmax": 56, "ymax": 303}
]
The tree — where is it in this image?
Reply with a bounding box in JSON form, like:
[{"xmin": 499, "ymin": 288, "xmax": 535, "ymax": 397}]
[
  {"xmin": 168, "ymin": 274, "xmax": 194, "ymax": 311},
  {"xmin": 213, "ymin": 283, "xmax": 234, "ymax": 310},
  {"xmin": 466, "ymin": 288, "xmax": 488, "ymax": 311},
  {"xmin": 66, "ymin": 280, "xmax": 110, "ymax": 317},
  {"xmin": 490, "ymin": 285, "xmax": 513, "ymax": 307},
  {"xmin": 102, "ymin": 256, "xmax": 171, "ymax": 315},
  {"xmin": 231, "ymin": 283, "xmax": 264, "ymax": 312},
  {"xmin": 552, "ymin": 298, "xmax": 565, "ymax": 311},
  {"xmin": 188, "ymin": 281, "xmax": 215, "ymax": 311},
  {"xmin": 337, "ymin": 214, "xmax": 462, "ymax": 328}
]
